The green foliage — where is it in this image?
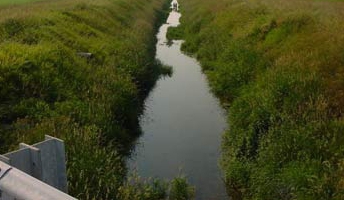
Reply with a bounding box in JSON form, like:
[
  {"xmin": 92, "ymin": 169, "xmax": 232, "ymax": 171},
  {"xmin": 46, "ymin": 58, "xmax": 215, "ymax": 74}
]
[
  {"xmin": 117, "ymin": 175, "xmax": 195, "ymax": 200},
  {"xmin": 0, "ymin": 0, "xmax": 177, "ymax": 199},
  {"xmin": 166, "ymin": 26, "xmax": 184, "ymax": 41},
  {"xmin": 0, "ymin": 0, "xmax": 42, "ymax": 6},
  {"xmin": 177, "ymin": 0, "xmax": 344, "ymax": 199},
  {"xmin": 118, "ymin": 175, "xmax": 168, "ymax": 200},
  {"xmin": 206, "ymin": 41, "xmax": 267, "ymax": 102},
  {"xmin": 168, "ymin": 176, "xmax": 195, "ymax": 200}
]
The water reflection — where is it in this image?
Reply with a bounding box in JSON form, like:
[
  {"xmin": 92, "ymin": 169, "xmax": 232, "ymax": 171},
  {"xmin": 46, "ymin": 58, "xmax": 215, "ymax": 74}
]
[{"xmin": 129, "ymin": 10, "xmax": 228, "ymax": 200}]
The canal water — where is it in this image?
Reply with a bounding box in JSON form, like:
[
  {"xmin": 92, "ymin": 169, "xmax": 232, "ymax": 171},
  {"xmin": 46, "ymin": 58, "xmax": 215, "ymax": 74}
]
[{"xmin": 129, "ymin": 9, "xmax": 228, "ymax": 200}]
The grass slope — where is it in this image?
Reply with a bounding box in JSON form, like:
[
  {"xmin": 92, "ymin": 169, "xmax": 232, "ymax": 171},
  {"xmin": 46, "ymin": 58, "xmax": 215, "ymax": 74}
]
[
  {"xmin": 0, "ymin": 0, "xmax": 184, "ymax": 199},
  {"xmin": 174, "ymin": 0, "xmax": 344, "ymax": 199},
  {"xmin": 0, "ymin": 0, "xmax": 43, "ymax": 6}
]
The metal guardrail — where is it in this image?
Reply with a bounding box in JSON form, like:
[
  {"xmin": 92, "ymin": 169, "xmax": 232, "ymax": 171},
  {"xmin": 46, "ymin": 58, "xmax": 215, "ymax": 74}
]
[
  {"xmin": 0, "ymin": 135, "xmax": 77, "ymax": 200},
  {"xmin": 0, "ymin": 161, "xmax": 76, "ymax": 200}
]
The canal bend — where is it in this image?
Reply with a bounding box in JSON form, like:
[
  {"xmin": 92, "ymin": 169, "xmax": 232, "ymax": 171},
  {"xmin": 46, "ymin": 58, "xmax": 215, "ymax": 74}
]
[{"xmin": 130, "ymin": 7, "xmax": 228, "ymax": 200}]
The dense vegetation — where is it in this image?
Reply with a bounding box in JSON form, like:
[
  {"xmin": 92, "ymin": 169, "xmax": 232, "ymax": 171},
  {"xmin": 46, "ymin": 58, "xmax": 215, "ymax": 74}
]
[
  {"xmin": 173, "ymin": 0, "xmax": 344, "ymax": 199},
  {"xmin": 0, "ymin": 0, "xmax": 195, "ymax": 199},
  {"xmin": 0, "ymin": 0, "xmax": 42, "ymax": 6}
]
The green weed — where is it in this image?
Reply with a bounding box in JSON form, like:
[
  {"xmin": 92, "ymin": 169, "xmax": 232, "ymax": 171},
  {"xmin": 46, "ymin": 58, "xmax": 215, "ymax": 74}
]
[
  {"xmin": 0, "ymin": 0, "xmax": 177, "ymax": 199},
  {"xmin": 175, "ymin": 0, "xmax": 344, "ymax": 198}
]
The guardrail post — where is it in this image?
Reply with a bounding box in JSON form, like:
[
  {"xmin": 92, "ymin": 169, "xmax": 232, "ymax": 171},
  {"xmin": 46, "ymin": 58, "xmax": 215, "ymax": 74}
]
[{"xmin": 0, "ymin": 135, "xmax": 72, "ymax": 199}]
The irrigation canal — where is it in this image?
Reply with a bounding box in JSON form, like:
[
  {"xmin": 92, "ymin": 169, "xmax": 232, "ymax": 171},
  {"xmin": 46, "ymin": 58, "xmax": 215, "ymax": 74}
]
[{"xmin": 129, "ymin": 8, "xmax": 228, "ymax": 200}]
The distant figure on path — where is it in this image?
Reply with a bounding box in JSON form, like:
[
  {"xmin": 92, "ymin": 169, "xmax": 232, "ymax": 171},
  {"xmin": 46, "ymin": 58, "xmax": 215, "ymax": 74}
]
[{"xmin": 171, "ymin": 0, "xmax": 179, "ymax": 11}]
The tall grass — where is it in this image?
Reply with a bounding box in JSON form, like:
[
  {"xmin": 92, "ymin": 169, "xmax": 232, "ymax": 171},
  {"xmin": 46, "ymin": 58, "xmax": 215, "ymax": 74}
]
[
  {"xmin": 0, "ymin": 0, "xmax": 178, "ymax": 199},
  {"xmin": 174, "ymin": 0, "xmax": 344, "ymax": 198},
  {"xmin": 0, "ymin": 0, "xmax": 43, "ymax": 6}
]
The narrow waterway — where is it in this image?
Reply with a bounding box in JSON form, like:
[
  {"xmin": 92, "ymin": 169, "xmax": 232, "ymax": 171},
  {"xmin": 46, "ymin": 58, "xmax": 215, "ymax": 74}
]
[{"xmin": 129, "ymin": 9, "xmax": 228, "ymax": 200}]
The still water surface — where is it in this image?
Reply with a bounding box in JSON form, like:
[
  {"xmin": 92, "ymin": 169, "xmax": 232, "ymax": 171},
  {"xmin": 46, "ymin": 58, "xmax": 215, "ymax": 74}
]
[{"xmin": 129, "ymin": 10, "xmax": 228, "ymax": 200}]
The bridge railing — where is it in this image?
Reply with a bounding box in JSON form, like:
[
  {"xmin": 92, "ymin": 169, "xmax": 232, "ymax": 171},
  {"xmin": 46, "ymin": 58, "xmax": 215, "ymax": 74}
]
[{"xmin": 0, "ymin": 135, "xmax": 77, "ymax": 200}]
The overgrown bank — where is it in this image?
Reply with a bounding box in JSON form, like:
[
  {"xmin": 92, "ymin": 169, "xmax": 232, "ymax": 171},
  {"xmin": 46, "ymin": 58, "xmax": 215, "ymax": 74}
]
[
  {"xmin": 173, "ymin": 0, "xmax": 344, "ymax": 199},
  {"xmin": 0, "ymin": 0, "xmax": 179, "ymax": 199}
]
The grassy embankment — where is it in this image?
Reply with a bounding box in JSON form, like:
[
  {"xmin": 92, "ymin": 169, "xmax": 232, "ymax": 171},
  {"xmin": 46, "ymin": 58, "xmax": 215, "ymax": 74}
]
[
  {"xmin": 0, "ymin": 0, "xmax": 42, "ymax": 6},
  {"xmin": 171, "ymin": 0, "xmax": 344, "ymax": 199},
  {"xmin": 0, "ymin": 0, "xmax": 198, "ymax": 199}
]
